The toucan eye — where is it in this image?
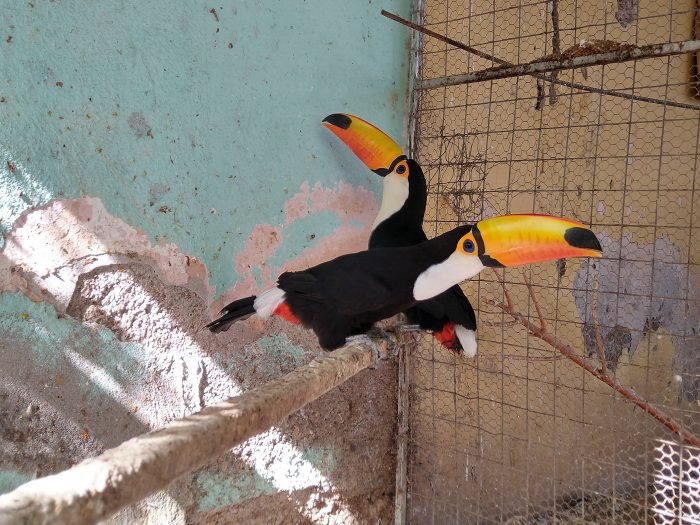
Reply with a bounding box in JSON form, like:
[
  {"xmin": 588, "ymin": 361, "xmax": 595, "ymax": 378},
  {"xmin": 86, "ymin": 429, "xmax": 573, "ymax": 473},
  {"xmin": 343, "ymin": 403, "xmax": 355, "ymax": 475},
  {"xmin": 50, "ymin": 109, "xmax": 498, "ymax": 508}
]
[
  {"xmin": 396, "ymin": 164, "xmax": 406, "ymax": 175},
  {"xmin": 463, "ymin": 239, "xmax": 475, "ymax": 253}
]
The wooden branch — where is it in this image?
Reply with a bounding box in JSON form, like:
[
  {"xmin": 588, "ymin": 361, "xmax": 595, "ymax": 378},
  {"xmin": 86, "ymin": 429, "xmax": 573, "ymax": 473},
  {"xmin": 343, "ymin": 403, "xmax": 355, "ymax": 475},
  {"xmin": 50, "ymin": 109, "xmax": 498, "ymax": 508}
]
[
  {"xmin": 523, "ymin": 270, "xmax": 548, "ymax": 333},
  {"xmin": 489, "ymin": 274, "xmax": 700, "ymax": 448},
  {"xmin": 381, "ymin": 10, "xmax": 700, "ymax": 112},
  {"xmin": 0, "ymin": 337, "xmax": 395, "ymax": 525},
  {"xmin": 491, "ymin": 268, "xmax": 514, "ymax": 311}
]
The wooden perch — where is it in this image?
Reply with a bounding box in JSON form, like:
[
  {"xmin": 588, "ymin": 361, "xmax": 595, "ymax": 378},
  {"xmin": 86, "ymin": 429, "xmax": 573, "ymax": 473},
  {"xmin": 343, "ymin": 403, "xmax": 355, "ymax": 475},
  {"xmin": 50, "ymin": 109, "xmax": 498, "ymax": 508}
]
[
  {"xmin": 488, "ymin": 269, "xmax": 700, "ymax": 448},
  {"xmin": 0, "ymin": 336, "xmax": 396, "ymax": 525}
]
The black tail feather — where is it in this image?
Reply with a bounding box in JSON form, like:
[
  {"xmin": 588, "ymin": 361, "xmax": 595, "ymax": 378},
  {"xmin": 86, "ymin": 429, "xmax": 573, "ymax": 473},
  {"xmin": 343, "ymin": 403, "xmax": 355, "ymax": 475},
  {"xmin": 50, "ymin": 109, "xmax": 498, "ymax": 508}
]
[{"xmin": 206, "ymin": 295, "xmax": 257, "ymax": 333}]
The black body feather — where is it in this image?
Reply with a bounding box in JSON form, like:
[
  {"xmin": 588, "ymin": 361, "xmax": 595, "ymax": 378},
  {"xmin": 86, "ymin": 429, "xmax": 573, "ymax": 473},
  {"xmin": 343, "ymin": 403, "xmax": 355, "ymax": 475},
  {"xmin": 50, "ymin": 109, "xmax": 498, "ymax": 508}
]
[
  {"xmin": 370, "ymin": 159, "xmax": 477, "ymax": 348},
  {"xmin": 279, "ymin": 226, "xmax": 470, "ymax": 349}
]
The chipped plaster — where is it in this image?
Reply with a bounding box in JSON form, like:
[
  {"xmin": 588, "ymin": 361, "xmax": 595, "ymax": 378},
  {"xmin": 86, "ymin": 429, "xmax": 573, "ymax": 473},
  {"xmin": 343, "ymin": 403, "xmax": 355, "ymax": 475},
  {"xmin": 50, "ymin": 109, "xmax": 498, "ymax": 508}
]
[
  {"xmin": 575, "ymin": 230, "xmax": 700, "ymax": 399},
  {"xmin": 0, "ymin": 0, "xmax": 410, "ymax": 522}
]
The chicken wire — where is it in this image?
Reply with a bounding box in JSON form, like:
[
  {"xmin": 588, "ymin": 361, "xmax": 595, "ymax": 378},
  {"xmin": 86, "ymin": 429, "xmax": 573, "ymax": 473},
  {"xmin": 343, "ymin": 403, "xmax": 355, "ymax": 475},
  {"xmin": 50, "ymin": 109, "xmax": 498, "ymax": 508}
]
[{"xmin": 405, "ymin": 0, "xmax": 700, "ymax": 523}]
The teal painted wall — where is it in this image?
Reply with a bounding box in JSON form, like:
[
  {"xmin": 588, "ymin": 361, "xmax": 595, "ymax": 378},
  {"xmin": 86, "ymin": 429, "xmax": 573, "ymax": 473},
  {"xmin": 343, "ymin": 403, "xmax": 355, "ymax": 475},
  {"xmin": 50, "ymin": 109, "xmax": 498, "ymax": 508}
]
[
  {"xmin": 1, "ymin": 0, "xmax": 410, "ymax": 293},
  {"xmin": 0, "ymin": 0, "xmax": 409, "ymax": 522}
]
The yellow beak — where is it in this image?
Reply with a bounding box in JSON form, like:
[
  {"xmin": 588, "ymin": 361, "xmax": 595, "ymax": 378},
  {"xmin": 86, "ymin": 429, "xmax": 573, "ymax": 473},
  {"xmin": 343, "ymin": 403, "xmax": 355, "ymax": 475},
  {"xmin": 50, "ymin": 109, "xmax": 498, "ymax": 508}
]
[
  {"xmin": 322, "ymin": 113, "xmax": 405, "ymax": 175},
  {"xmin": 475, "ymin": 214, "xmax": 603, "ymax": 267}
]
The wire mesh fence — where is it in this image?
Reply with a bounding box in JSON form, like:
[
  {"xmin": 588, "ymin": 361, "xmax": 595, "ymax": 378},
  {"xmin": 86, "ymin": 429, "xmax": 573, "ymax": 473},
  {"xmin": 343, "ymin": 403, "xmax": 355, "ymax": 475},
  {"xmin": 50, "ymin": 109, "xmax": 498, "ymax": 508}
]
[{"xmin": 406, "ymin": 0, "xmax": 700, "ymax": 523}]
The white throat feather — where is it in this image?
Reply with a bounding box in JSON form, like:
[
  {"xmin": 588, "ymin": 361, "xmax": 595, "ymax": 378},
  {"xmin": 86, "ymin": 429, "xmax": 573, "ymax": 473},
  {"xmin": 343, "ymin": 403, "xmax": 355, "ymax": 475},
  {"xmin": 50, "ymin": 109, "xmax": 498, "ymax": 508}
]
[
  {"xmin": 372, "ymin": 173, "xmax": 409, "ymax": 231},
  {"xmin": 413, "ymin": 252, "xmax": 484, "ymax": 301}
]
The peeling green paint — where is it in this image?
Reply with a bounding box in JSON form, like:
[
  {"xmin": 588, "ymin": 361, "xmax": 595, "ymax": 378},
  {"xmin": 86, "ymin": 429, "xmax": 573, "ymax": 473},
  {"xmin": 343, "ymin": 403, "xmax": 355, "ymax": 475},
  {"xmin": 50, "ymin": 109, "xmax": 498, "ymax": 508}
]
[
  {"xmin": 0, "ymin": 0, "xmax": 410, "ymax": 293},
  {"xmin": 227, "ymin": 334, "xmax": 309, "ymax": 389},
  {"xmin": 0, "ymin": 150, "xmax": 53, "ymax": 249},
  {"xmin": 196, "ymin": 469, "xmax": 276, "ymax": 511},
  {"xmin": 302, "ymin": 445, "xmax": 338, "ymax": 477},
  {"xmin": 0, "ymin": 292, "xmax": 147, "ymax": 401},
  {"xmin": 210, "ymin": 334, "xmax": 309, "ymax": 392},
  {"xmin": 255, "ymin": 335, "xmax": 307, "ymax": 367},
  {"xmin": 0, "ymin": 294, "xmax": 73, "ymax": 369},
  {"xmin": 0, "ymin": 470, "xmax": 32, "ymax": 495},
  {"xmin": 0, "ymin": 0, "xmax": 409, "ymax": 518}
]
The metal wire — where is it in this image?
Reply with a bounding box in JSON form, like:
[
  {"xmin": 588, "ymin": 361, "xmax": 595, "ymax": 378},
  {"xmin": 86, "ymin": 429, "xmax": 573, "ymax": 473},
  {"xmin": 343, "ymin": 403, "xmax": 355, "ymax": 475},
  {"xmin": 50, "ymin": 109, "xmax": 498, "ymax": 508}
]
[{"xmin": 406, "ymin": 1, "xmax": 700, "ymax": 523}]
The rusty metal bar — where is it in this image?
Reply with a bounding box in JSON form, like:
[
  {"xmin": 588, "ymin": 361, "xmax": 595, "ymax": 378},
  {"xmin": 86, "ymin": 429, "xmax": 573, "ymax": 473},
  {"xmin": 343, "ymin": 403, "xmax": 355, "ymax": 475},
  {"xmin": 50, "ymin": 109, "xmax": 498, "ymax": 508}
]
[
  {"xmin": 0, "ymin": 338, "xmax": 393, "ymax": 525},
  {"xmin": 417, "ymin": 39, "xmax": 700, "ymax": 89},
  {"xmin": 694, "ymin": 1, "xmax": 700, "ymax": 98},
  {"xmin": 381, "ymin": 10, "xmax": 700, "ymax": 111},
  {"xmin": 393, "ymin": 342, "xmax": 411, "ymax": 525}
]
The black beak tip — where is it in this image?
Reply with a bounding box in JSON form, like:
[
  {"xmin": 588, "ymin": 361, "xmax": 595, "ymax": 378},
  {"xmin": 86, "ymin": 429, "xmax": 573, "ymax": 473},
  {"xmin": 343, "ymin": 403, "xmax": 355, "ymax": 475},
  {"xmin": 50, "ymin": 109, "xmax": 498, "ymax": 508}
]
[
  {"xmin": 479, "ymin": 254, "xmax": 505, "ymax": 268},
  {"xmin": 564, "ymin": 227, "xmax": 602, "ymax": 252},
  {"xmin": 322, "ymin": 113, "xmax": 352, "ymax": 129}
]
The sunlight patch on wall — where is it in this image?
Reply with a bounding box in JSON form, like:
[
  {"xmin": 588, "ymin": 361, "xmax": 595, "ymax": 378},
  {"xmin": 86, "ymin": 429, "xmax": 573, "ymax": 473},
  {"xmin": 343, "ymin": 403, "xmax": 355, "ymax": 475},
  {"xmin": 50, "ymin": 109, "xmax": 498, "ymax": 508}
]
[{"xmin": 0, "ymin": 146, "xmax": 52, "ymax": 249}]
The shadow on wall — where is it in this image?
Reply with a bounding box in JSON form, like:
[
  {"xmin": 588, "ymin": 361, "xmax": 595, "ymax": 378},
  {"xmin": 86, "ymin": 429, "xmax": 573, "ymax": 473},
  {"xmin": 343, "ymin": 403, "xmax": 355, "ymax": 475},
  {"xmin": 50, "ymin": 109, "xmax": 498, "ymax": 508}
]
[{"xmin": 0, "ymin": 197, "xmax": 397, "ymax": 524}]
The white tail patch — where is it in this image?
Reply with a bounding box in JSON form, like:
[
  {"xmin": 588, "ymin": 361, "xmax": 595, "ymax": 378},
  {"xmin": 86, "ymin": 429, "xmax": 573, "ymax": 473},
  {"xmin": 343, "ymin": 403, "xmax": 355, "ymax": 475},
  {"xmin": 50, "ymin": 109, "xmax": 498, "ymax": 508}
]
[
  {"xmin": 455, "ymin": 325, "xmax": 477, "ymax": 358},
  {"xmin": 254, "ymin": 287, "xmax": 286, "ymax": 319}
]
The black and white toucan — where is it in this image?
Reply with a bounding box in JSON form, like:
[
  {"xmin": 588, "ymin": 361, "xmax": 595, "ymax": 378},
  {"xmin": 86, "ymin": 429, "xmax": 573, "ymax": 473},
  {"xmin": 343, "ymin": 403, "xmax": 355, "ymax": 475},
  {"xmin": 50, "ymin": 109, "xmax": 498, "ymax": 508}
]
[
  {"xmin": 322, "ymin": 112, "xmax": 481, "ymax": 356},
  {"xmin": 207, "ymin": 214, "xmax": 602, "ymax": 350}
]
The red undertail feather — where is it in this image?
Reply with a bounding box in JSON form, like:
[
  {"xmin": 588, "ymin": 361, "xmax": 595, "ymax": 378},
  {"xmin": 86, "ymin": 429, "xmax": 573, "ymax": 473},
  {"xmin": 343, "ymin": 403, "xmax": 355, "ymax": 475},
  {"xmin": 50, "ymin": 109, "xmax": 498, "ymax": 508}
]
[
  {"xmin": 433, "ymin": 322, "xmax": 461, "ymax": 352},
  {"xmin": 273, "ymin": 301, "xmax": 301, "ymax": 325}
]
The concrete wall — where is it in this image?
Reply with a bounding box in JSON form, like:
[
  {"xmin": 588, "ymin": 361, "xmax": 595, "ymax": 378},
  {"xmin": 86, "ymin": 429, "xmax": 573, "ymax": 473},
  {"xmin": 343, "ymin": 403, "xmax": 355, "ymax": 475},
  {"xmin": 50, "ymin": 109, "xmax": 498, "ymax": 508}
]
[{"xmin": 0, "ymin": 1, "xmax": 411, "ymax": 523}]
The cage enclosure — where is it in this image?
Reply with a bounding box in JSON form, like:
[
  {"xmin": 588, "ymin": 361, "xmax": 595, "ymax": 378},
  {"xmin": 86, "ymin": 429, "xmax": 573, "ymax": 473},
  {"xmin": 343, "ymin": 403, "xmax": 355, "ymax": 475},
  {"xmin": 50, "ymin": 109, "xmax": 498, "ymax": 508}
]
[
  {"xmin": 403, "ymin": 0, "xmax": 700, "ymax": 523},
  {"xmin": 1, "ymin": 1, "xmax": 700, "ymax": 523}
]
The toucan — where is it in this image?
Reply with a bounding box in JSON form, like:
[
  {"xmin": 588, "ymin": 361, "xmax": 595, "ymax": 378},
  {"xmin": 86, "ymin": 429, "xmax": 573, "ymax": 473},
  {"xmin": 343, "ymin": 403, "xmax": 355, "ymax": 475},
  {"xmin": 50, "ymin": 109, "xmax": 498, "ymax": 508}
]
[
  {"xmin": 322, "ymin": 112, "xmax": 481, "ymax": 356},
  {"xmin": 207, "ymin": 214, "xmax": 602, "ymax": 350}
]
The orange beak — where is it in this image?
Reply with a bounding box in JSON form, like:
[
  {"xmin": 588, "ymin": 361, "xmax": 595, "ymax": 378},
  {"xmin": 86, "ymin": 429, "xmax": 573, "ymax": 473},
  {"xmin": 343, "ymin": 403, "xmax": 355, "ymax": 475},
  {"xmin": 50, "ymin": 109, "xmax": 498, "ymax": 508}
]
[
  {"xmin": 322, "ymin": 113, "xmax": 405, "ymax": 175},
  {"xmin": 474, "ymin": 214, "xmax": 603, "ymax": 267}
]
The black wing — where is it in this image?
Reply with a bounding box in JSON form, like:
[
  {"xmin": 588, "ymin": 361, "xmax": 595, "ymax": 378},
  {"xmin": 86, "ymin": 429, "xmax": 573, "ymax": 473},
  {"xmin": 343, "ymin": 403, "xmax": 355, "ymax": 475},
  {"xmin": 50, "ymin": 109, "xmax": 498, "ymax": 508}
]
[
  {"xmin": 280, "ymin": 250, "xmax": 416, "ymax": 316},
  {"xmin": 406, "ymin": 284, "xmax": 477, "ymax": 332}
]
